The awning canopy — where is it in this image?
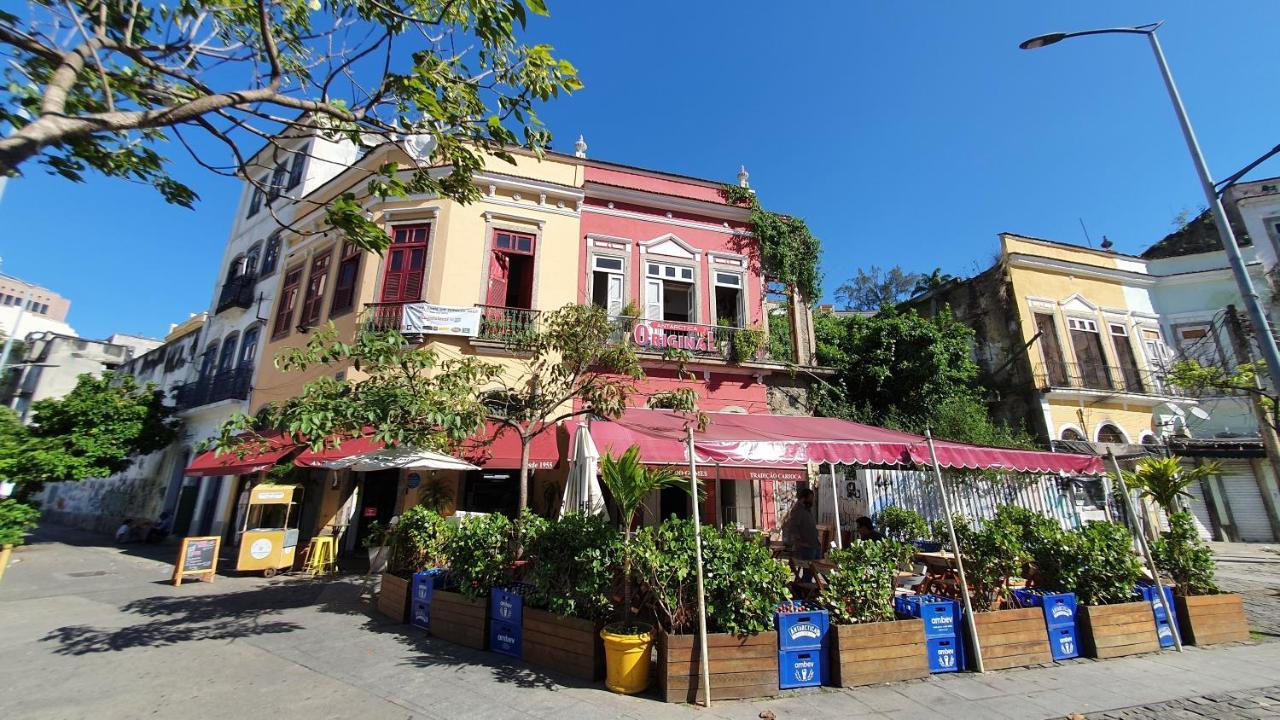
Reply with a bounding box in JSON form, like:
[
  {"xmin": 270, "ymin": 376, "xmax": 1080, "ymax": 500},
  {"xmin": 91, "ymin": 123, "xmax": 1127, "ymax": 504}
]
[
  {"xmin": 294, "ymin": 434, "xmax": 386, "ymax": 468},
  {"xmin": 184, "ymin": 431, "xmax": 301, "ymax": 477},
  {"xmin": 458, "ymin": 421, "xmax": 566, "ymax": 470},
  {"xmin": 591, "ymin": 408, "xmax": 1104, "ymax": 476}
]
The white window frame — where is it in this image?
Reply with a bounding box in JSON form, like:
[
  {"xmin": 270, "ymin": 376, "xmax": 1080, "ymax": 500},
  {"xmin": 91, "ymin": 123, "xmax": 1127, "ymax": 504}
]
[
  {"xmin": 711, "ymin": 270, "xmax": 746, "ymax": 328},
  {"xmin": 644, "ymin": 261, "xmax": 698, "ymax": 322},
  {"xmin": 588, "ymin": 252, "xmax": 628, "ymax": 317}
]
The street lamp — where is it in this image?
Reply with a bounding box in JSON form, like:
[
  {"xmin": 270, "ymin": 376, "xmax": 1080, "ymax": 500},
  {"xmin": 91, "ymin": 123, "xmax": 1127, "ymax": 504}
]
[{"xmin": 1020, "ymin": 21, "xmax": 1280, "ymax": 396}]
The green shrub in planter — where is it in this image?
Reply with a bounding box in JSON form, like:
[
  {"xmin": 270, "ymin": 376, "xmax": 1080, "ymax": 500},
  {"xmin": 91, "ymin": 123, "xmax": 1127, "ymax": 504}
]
[
  {"xmin": 818, "ymin": 540, "xmax": 904, "ymax": 624},
  {"xmin": 0, "ymin": 499, "xmax": 39, "ymax": 546},
  {"xmin": 989, "ymin": 505, "xmax": 1069, "ymax": 588},
  {"xmin": 953, "ymin": 513, "xmax": 1027, "ymax": 611},
  {"xmin": 1057, "ymin": 521, "xmax": 1143, "ymax": 606},
  {"xmin": 1152, "ymin": 512, "xmax": 1218, "ymax": 596},
  {"xmin": 386, "ymin": 505, "xmax": 452, "ymax": 576},
  {"xmin": 875, "ymin": 506, "xmax": 928, "ymax": 543},
  {"xmin": 633, "ymin": 518, "xmax": 789, "ymax": 636},
  {"xmin": 525, "ymin": 512, "xmax": 621, "ymax": 622},
  {"xmin": 445, "ymin": 512, "xmax": 514, "ymax": 600}
]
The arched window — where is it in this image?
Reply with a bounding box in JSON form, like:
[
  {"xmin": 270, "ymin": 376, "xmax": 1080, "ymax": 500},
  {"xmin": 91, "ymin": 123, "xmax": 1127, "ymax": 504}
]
[
  {"xmin": 260, "ymin": 234, "xmax": 282, "ymax": 276},
  {"xmin": 239, "ymin": 325, "xmax": 261, "ymax": 368},
  {"xmin": 244, "ymin": 243, "xmax": 262, "ymax": 277},
  {"xmin": 198, "ymin": 342, "xmax": 219, "ymax": 381},
  {"xmin": 1097, "ymin": 424, "xmax": 1127, "ymax": 444},
  {"xmin": 217, "ymin": 332, "xmax": 239, "ymax": 373},
  {"xmin": 1061, "ymin": 427, "xmax": 1085, "ymax": 441},
  {"xmin": 226, "ymin": 254, "xmax": 246, "ymax": 282}
]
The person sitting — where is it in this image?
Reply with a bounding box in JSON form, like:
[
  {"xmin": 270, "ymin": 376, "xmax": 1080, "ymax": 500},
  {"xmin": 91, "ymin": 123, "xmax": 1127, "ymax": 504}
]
[
  {"xmin": 855, "ymin": 515, "xmax": 884, "ymax": 541},
  {"xmin": 145, "ymin": 511, "xmax": 172, "ymax": 544},
  {"xmin": 115, "ymin": 519, "xmax": 135, "ymax": 543}
]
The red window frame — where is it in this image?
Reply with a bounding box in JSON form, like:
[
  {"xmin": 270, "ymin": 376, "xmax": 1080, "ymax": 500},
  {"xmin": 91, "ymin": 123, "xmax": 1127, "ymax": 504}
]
[
  {"xmin": 298, "ymin": 249, "xmax": 333, "ymax": 328},
  {"xmin": 272, "ymin": 266, "xmax": 304, "ymax": 338},
  {"xmin": 379, "ymin": 224, "xmax": 430, "ymax": 303},
  {"xmin": 329, "ymin": 241, "xmax": 362, "ymax": 317}
]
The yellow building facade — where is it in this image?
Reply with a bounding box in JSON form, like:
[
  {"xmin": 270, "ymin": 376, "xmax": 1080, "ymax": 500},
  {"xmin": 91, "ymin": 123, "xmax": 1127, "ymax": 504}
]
[{"xmin": 1001, "ymin": 233, "xmax": 1182, "ymax": 446}]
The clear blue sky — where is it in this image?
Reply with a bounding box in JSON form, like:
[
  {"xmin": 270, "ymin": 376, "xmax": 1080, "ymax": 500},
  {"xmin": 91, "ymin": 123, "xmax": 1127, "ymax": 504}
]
[{"xmin": 3, "ymin": 1, "xmax": 1279, "ymax": 339}]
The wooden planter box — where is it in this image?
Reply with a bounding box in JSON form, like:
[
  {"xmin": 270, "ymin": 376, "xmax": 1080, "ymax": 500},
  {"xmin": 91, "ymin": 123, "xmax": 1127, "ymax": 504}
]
[
  {"xmin": 831, "ymin": 618, "xmax": 929, "ymax": 687},
  {"xmin": 1176, "ymin": 594, "xmax": 1250, "ymax": 646},
  {"xmin": 969, "ymin": 607, "xmax": 1052, "ymax": 671},
  {"xmin": 1078, "ymin": 602, "xmax": 1160, "ymax": 659},
  {"xmin": 431, "ymin": 590, "xmax": 489, "ymax": 650},
  {"xmin": 521, "ymin": 608, "xmax": 603, "ymax": 681},
  {"xmin": 377, "ymin": 573, "xmax": 411, "ymax": 623},
  {"xmin": 657, "ymin": 630, "xmax": 779, "ymax": 703}
]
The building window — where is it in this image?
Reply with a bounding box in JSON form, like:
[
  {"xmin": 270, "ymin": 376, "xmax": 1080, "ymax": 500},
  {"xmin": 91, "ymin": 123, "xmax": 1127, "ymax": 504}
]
[
  {"xmin": 286, "ymin": 148, "xmax": 307, "ymax": 190},
  {"xmin": 198, "ymin": 342, "xmax": 219, "ymax": 381},
  {"xmin": 267, "ymin": 163, "xmax": 287, "ymax": 203},
  {"xmin": 273, "ymin": 266, "xmax": 304, "ymax": 338},
  {"xmin": 298, "ymin": 249, "xmax": 333, "ymax": 328},
  {"xmin": 239, "ymin": 325, "xmax": 261, "ymax": 368},
  {"xmin": 217, "ymin": 332, "xmax": 239, "ymax": 373},
  {"xmin": 260, "ymin": 234, "xmax": 281, "ymax": 277},
  {"xmin": 1061, "ymin": 427, "xmax": 1085, "ymax": 441},
  {"xmin": 330, "ymin": 242, "xmax": 362, "ymax": 317},
  {"xmin": 380, "ymin": 224, "xmax": 430, "ymax": 303},
  {"xmin": 247, "ymin": 181, "xmax": 264, "ymax": 217},
  {"xmin": 1174, "ymin": 324, "xmax": 1223, "ymax": 368},
  {"xmin": 226, "ymin": 254, "xmax": 246, "ymax": 282},
  {"xmin": 1096, "ymin": 423, "xmax": 1126, "ymax": 444},
  {"xmin": 485, "ymin": 229, "xmax": 536, "ymax": 310},
  {"xmin": 645, "ymin": 262, "xmax": 696, "ymax": 323},
  {"xmin": 1067, "ymin": 316, "xmax": 1112, "ymax": 390},
  {"xmin": 244, "ymin": 243, "xmax": 262, "ymax": 277},
  {"xmin": 1109, "ymin": 323, "xmax": 1144, "ymax": 393},
  {"xmin": 590, "ymin": 255, "xmax": 625, "ymax": 316},
  {"xmin": 713, "ymin": 271, "xmax": 744, "ymax": 327}
]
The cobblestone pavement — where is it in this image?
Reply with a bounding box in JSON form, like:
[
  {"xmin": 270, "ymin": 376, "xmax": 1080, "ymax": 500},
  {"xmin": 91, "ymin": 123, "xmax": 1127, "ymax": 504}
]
[
  {"xmin": 1209, "ymin": 542, "xmax": 1280, "ymax": 639},
  {"xmin": 1090, "ymin": 686, "xmax": 1280, "ymax": 719}
]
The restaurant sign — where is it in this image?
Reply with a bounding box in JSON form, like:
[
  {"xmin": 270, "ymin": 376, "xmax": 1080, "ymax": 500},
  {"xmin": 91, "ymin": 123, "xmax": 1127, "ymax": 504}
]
[
  {"xmin": 664, "ymin": 465, "xmax": 809, "ymax": 482},
  {"xmin": 631, "ymin": 321, "xmax": 720, "ymax": 355}
]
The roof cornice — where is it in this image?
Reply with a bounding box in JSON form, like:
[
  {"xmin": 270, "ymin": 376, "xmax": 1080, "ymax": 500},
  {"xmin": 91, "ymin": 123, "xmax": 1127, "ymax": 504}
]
[{"xmin": 1006, "ymin": 253, "xmax": 1156, "ymax": 287}]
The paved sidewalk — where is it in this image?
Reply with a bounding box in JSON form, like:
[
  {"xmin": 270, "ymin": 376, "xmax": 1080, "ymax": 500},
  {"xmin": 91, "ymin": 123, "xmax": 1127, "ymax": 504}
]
[
  {"xmin": 1210, "ymin": 542, "xmax": 1280, "ymax": 639},
  {"xmin": 1091, "ymin": 686, "xmax": 1280, "ymax": 719},
  {"xmin": 3, "ymin": 526, "xmax": 1280, "ymax": 720}
]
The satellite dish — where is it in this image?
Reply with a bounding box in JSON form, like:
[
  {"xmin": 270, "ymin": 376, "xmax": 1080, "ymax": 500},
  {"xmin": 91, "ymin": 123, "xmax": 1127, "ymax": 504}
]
[
  {"xmin": 1157, "ymin": 402, "xmax": 1186, "ymax": 419},
  {"xmin": 1188, "ymin": 407, "xmax": 1211, "ymax": 421}
]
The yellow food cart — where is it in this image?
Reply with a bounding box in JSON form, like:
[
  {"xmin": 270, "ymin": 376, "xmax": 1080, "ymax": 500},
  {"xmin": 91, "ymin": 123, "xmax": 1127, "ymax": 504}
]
[{"xmin": 237, "ymin": 483, "xmax": 303, "ymax": 577}]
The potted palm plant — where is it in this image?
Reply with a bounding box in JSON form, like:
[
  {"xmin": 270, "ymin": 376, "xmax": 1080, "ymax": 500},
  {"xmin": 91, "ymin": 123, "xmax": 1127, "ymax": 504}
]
[
  {"xmin": 1122, "ymin": 456, "xmax": 1218, "ymax": 539},
  {"xmin": 598, "ymin": 445, "xmax": 687, "ymax": 695}
]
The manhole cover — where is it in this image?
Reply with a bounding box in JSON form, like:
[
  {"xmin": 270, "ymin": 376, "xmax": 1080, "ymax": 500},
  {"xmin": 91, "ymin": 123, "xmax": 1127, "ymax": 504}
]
[{"xmin": 66, "ymin": 570, "xmax": 112, "ymax": 578}]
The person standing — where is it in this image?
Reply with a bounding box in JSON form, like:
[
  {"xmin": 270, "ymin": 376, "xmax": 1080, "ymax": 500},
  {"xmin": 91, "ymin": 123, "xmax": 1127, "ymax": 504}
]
[{"xmin": 784, "ymin": 488, "xmax": 822, "ymax": 582}]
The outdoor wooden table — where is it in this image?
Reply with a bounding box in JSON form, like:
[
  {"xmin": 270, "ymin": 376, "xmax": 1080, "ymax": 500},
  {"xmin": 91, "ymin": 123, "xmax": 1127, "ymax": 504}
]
[{"xmin": 913, "ymin": 551, "xmax": 959, "ymax": 572}]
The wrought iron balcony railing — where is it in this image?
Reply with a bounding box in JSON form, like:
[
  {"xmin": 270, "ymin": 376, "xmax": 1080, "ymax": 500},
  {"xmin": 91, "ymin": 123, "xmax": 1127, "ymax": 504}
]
[
  {"xmin": 215, "ymin": 274, "xmax": 257, "ymax": 314},
  {"xmin": 173, "ymin": 366, "xmax": 253, "ymax": 410},
  {"xmin": 359, "ymin": 302, "xmax": 542, "ymax": 346},
  {"xmin": 1033, "ymin": 360, "xmax": 1185, "ymax": 397}
]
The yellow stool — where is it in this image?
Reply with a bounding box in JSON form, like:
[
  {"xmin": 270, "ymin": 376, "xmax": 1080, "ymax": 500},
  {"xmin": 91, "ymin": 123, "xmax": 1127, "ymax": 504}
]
[{"xmin": 302, "ymin": 536, "xmax": 337, "ymax": 576}]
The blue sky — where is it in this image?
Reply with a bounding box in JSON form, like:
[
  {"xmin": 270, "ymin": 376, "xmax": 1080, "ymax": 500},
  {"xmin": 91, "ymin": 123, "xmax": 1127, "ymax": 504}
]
[{"xmin": 3, "ymin": 1, "xmax": 1279, "ymax": 339}]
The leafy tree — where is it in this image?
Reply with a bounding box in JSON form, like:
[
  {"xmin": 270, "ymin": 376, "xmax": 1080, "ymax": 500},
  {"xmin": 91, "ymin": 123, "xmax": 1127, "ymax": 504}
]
[
  {"xmin": 1168, "ymin": 359, "xmax": 1277, "ymax": 431},
  {"xmin": 214, "ymin": 323, "xmax": 500, "ymax": 454},
  {"xmin": 1121, "ymin": 456, "xmax": 1220, "ymax": 516},
  {"xmin": 721, "ymin": 185, "xmax": 822, "ymax": 303},
  {"xmin": 0, "ymin": 498, "xmax": 40, "ymax": 546},
  {"xmin": 483, "ymin": 304, "xmax": 643, "ymax": 512},
  {"xmin": 445, "ymin": 511, "xmax": 513, "ymax": 599},
  {"xmin": 6, "ymin": 373, "xmax": 179, "ymax": 487},
  {"xmin": 834, "ymin": 265, "xmax": 921, "ymax": 312},
  {"xmin": 874, "ymin": 505, "xmax": 928, "ymax": 543},
  {"xmin": 0, "ymin": 0, "xmax": 581, "ymax": 252},
  {"xmin": 912, "ymin": 267, "xmax": 956, "ymax": 296},
  {"xmin": 524, "ymin": 511, "xmax": 620, "ymax": 622},
  {"xmin": 600, "ymin": 445, "xmax": 687, "ymax": 629}
]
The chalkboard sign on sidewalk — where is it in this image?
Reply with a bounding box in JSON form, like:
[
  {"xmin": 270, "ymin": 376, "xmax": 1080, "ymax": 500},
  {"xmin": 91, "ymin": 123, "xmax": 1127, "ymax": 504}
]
[{"xmin": 172, "ymin": 536, "xmax": 221, "ymax": 586}]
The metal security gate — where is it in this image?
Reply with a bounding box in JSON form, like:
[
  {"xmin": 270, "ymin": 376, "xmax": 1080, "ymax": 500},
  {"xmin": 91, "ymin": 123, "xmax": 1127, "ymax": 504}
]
[
  {"xmin": 1219, "ymin": 461, "xmax": 1276, "ymax": 542},
  {"xmin": 1182, "ymin": 480, "xmax": 1216, "ymax": 541}
]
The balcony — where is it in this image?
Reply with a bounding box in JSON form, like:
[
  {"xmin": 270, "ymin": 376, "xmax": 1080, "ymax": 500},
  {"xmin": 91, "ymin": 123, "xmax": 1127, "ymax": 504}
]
[
  {"xmin": 174, "ymin": 367, "xmax": 253, "ymax": 410},
  {"xmin": 216, "ymin": 274, "xmax": 257, "ymax": 314},
  {"xmin": 477, "ymin": 305, "xmax": 540, "ymax": 344},
  {"xmin": 1033, "ymin": 361, "xmax": 1185, "ymax": 398}
]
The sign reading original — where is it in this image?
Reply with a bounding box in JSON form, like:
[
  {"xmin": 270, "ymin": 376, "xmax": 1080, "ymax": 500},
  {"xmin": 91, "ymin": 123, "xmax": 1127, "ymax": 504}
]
[{"xmin": 401, "ymin": 303, "xmax": 481, "ymax": 338}]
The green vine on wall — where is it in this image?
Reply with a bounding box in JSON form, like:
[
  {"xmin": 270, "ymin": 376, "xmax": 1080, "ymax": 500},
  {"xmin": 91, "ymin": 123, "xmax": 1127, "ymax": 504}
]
[{"xmin": 721, "ymin": 184, "xmax": 823, "ymax": 302}]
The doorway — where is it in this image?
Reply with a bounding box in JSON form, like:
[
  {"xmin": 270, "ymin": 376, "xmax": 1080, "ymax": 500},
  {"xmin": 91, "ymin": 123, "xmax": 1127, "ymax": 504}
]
[
  {"xmin": 660, "ymin": 486, "xmax": 690, "ymax": 521},
  {"xmin": 355, "ymin": 470, "xmax": 400, "ymax": 548}
]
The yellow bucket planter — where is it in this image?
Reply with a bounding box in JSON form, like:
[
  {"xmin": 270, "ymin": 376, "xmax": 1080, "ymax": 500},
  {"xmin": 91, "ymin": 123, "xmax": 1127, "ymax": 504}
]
[
  {"xmin": 601, "ymin": 622, "xmax": 653, "ymax": 694},
  {"xmin": 0, "ymin": 544, "xmax": 11, "ymax": 583}
]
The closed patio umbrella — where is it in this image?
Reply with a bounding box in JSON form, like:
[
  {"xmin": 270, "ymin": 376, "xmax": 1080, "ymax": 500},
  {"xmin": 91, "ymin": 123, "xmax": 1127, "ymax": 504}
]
[{"xmin": 562, "ymin": 422, "xmax": 606, "ymax": 517}]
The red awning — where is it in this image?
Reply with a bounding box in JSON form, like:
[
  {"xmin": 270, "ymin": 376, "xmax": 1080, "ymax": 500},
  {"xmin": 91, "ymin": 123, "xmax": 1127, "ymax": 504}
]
[
  {"xmin": 591, "ymin": 408, "xmax": 1104, "ymax": 476},
  {"xmin": 184, "ymin": 431, "xmax": 301, "ymax": 477},
  {"xmin": 459, "ymin": 422, "xmax": 566, "ymax": 470},
  {"xmin": 293, "ymin": 434, "xmax": 386, "ymax": 468}
]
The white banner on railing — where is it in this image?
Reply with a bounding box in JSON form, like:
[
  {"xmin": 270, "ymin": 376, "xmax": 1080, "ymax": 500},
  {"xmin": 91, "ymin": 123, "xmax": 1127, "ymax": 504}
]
[{"xmin": 401, "ymin": 303, "xmax": 481, "ymax": 337}]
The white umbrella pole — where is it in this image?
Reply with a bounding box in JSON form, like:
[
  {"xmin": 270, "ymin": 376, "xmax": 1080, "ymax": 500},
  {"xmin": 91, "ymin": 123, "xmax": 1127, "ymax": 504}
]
[
  {"xmin": 828, "ymin": 462, "xmax": 843, "ymax": 549},
  {"xmin": 925, "ymin": 430, "xmax": 985, "ymax": 673},
  {"xmin": 1106, "ymin": 449, "xmax": 1183, "ymax": 652},
  {"xmin": 686, "ymin": 426, "xmax": 713, "ymax": 708}
]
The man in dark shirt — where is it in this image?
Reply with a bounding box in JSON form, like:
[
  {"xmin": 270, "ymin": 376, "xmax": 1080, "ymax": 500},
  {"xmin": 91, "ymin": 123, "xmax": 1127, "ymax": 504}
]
[{"xmin": 856, "ymin": 516, "xmax": 884, "ymax": 541}]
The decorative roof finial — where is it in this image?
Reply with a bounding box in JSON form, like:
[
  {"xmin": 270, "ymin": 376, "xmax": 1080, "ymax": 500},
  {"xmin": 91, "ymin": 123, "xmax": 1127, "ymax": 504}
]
[
  {"xmin": 737, "ymin": 164, "xmax": 750, "ymax": 188},
  {"xmin": 574, "ymin": 135, "xmax": 587, "ymax": 159}
]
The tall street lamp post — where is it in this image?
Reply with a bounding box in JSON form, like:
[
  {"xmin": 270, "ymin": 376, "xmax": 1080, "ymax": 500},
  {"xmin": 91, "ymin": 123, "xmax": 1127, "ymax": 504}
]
[{"xmin": 1021, "ymin": 22, "xmax": 1280, "ymax": 396}]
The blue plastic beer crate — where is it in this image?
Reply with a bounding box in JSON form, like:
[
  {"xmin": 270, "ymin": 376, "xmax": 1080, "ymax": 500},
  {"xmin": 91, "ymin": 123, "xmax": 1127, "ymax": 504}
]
[
  {"xmin": 778, "ymin": 648, "xmax": 827, "ymax": 689},
  {"xmin": 775, "ymin": 601, "xmax": 829, "ymax": 651},
  {"xmin": 1155, "ymin": 617, "xmax": 1177, "ymax": 648},
  {"xmin": 488, "ymin": 620, "xmax": 522, "ymax": 658},
  {"xmin": 1048, "ymin": 625, "xmax": 1079, "ymax": 660},
  {"xmin": 926, "ymin": 637, "xmax": 962, "ymax": 673},
  {"xmin": 1139, "ymin": 585, "xmax": 1177, "ymax": 624},
  {"xmin": 490, "ymin": 586, "xmax": 526, "ymax": 625},
  {"xmin": 899, "ymin": 595, "xmax": 960, "ymax": 639},
  {"xmin": 412, "ymin": 570, "xmax": 444, "ymax": 604},
  {"xmin": 411, "ymin": 601, "xmax": 430, "ymax": 630},
  {"xmin": 1013, "ymin": 589, "xmax": 1078, "ymax": 630}
]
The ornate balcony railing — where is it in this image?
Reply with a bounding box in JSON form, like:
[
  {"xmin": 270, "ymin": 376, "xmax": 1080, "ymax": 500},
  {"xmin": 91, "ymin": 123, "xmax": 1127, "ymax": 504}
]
[
  {"xmin": 476, "ymin": 304, "xmax": 541, "ymax": 344},
  {"xmin": 173, "ymin": 366, "xmax": 253, "ymax": 410},
  {"xmin": 215, "ymin": 274, "xmax": 257, "ymax": 314},
  {"xmin": 1033, "ymin": 361, "xmax": 1184, "ymax": 397}
]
